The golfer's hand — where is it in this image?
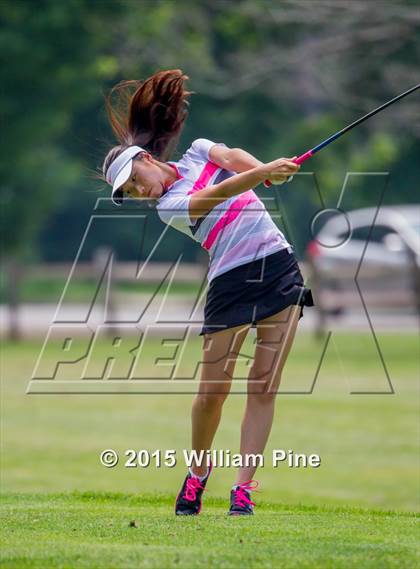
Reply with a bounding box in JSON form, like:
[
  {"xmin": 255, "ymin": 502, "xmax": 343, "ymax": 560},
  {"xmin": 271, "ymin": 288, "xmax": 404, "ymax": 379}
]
[{"xmin": 263, "ymin": 157, "xmax": 300, "ymax": 185}]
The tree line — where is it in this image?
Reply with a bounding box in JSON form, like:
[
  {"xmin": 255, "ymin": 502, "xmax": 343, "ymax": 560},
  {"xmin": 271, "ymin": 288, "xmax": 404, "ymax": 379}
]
[{"xmin": 1, "ymin": 0, "xmax": 419, "ymax": 273}]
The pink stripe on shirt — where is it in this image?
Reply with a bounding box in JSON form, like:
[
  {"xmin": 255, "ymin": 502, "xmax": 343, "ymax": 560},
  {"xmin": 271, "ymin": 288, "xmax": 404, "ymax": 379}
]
[
  {"xmin": 185, "ymin": 158, "xmax": 259, "ymax": 252},
  {"xmin": 187, "ymin": 161, "xmax": 219, "ymax": 195},
  {"xmin": 202, "ymin": 190, "xmax": 258, "ymax": 251}
]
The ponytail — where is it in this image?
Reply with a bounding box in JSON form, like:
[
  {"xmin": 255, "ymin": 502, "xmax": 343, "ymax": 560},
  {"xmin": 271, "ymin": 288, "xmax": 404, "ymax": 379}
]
[{"xmin": 105, "ymin": 69, "xmax": 191, "ymax": 162}]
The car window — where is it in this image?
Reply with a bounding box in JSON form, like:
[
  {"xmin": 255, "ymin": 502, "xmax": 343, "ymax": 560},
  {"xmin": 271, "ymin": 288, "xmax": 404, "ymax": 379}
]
[{"xmin": 342, "ymin": 224, "xmax": 394, "ymax": 244}]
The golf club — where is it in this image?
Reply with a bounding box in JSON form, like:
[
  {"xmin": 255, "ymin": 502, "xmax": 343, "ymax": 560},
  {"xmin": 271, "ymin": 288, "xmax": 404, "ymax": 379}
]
[{"xmin": 264, "ymin": 83, "xmax": 420, "ymax": 186}]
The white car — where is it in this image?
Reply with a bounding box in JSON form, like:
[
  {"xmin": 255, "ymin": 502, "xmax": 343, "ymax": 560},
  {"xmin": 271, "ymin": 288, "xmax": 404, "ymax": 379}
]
[{"xmin": 306, "ymin": 205, "xmax": 420, "ymax": 318}]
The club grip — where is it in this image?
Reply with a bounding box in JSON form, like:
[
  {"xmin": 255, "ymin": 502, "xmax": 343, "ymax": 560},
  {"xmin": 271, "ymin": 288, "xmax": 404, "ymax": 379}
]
[
  {"xmin": 263, "ymin": 150, "xmax": 314, "ymax": 187},
  {"xmin": 294, "ymin": 150, "xmax": 313, "ymax": 165}
]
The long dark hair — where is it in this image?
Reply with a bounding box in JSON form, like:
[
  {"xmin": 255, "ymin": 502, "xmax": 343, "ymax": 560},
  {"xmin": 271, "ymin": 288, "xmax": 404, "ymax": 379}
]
[{"xmin": 102, "ymin": 69, "xmax": 191, "ymax": 177}]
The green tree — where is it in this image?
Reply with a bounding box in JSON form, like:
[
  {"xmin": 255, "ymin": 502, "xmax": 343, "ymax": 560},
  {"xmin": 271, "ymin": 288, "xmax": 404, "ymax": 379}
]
[{"xmin": 0, "ymin": 0, "xmax": 122, "ymax": 338}]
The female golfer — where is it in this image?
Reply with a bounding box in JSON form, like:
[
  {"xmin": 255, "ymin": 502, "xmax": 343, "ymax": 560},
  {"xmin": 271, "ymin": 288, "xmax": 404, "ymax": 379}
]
[{"xmin": 102, "ymin": 69, "xmax": 313, "ymax": 516}]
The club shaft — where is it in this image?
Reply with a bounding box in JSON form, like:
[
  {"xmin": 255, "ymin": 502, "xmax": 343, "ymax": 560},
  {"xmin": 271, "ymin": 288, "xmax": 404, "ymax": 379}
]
[
  {"xmin": 264, "ymin": 83, "xmax": 420, "ymax": 184},
  {"xmin": 298, "ymin": 83, "xmax": 420, "ymax": 163}
]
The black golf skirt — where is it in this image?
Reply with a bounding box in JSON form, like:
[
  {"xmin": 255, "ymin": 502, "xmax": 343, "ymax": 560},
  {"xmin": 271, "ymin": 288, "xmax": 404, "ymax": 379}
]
[{"xmin": 200, "ymin": 246, "xmax": 314, "ymax": 335}]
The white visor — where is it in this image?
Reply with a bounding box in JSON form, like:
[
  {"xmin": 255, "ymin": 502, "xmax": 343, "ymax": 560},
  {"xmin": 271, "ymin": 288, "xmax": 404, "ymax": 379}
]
[{"xmin": 105, "ymin": 145, "xmax": 146, "ymax": 205}]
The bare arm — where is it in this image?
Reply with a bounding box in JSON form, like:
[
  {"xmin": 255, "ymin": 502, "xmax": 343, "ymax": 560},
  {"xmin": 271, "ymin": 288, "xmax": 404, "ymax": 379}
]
[
  {"xmin": 208, "ymin": 145, "xmax": 264, "ymax": 173},
  {"xmin": 188, "ymin": 145, "xmax": 299, "ymax": 219}
]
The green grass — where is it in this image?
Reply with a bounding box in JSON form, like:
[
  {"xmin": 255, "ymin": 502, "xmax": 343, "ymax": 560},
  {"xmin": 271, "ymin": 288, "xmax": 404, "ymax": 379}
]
[
  {"xmin": 1, "ymin": 333, "xmax": 418, "ymax": 507},
  {"xmin": 1, "ymin": 493, "xmax": 418, "ymax": 569},
  {"xmin": 1, "ymin": 332, "xmax": 419, "ymax": 567},
  {"xmin": 0, "ymin": 276, "xmax": 200, "ymax": 303}
]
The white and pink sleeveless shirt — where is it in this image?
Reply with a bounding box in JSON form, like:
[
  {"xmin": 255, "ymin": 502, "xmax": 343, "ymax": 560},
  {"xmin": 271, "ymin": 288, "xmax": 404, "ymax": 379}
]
[{"xmin": 156, "ymin": 138, "xmax": 291, "ymax": 282}]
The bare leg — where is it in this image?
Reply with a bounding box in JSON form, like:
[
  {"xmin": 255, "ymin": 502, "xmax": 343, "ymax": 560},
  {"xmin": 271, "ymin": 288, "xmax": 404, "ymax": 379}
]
[
  {"xmin": 235, "ymin": 305, "xmax": 301, "ymax": 484},
  {"xmin": 191, "ymin": 324, "xmax": 250, "ymax": 476}
]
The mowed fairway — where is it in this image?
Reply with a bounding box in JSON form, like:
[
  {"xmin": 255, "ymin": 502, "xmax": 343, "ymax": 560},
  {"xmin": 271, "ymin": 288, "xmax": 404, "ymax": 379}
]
[
  {"xmin": 1, "ymin": 494, "xmax": 417, "ymax": 569},
  {"xmin": 1, "ymin": 331, "xmax": 419, "ymax": 567}
]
